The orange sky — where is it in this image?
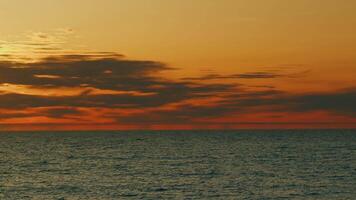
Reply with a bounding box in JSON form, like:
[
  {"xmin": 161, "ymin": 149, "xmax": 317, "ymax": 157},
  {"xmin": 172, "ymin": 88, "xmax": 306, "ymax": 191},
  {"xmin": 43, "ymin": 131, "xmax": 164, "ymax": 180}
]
[{"xmin": 0, "ymin": 0, "xmax": 355, "ymax": 130}]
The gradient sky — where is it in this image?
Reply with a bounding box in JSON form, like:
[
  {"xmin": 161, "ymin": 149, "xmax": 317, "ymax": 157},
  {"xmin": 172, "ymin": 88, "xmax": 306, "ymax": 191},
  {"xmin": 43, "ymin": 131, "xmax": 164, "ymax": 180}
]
[{"xmin": 0, "ymin": 0, "xmax": 355, "ymax": 130}]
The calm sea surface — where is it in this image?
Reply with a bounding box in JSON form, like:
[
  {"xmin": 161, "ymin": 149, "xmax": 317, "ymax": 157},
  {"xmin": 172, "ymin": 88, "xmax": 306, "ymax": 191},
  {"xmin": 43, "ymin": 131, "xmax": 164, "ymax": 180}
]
[{"xmin": 0, "ymin": 130, "xmax": 355, "ymax": 199}]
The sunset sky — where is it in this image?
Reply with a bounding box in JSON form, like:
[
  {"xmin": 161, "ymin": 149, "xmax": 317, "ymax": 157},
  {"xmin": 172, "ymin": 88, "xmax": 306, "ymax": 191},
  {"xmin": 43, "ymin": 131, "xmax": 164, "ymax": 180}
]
[{"xmin": 0, "ymin": 0, "xmax": 355, "ymax": 130}]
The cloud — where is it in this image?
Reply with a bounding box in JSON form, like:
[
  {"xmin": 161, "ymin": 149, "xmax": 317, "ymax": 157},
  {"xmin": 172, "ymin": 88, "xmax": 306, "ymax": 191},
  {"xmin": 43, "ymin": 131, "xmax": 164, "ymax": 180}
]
[
  {"xmin": 0, "ymin": 29, "xmax": 76, "ymax": 59},
  {"xmin": 181, "ymin": 70, "xmax": 310, "ymax": 81},
  {"xmin": 263, "ymin": 88, "xmax": 356, "ymax": 116},
  {"xmin": 219, "ymin": 88, "xmax": 356, "ymax": 117},
  {"xmin": 0, "ymin": 107, "xmax": 83, "ymax": 120},
  {"xmin": 116, "ymin": 104, "xmax": 239, "ymax": 125},
  {"xmin": 114, "ymin": 88, "xmax": 356, "ymax": 125},
  {"xmin": 40, "ymin": 107, "xmax": 84, "ymax": 118},
  {"xmin": 0, "ymin": 52, "xmax": 354, "ymax": 127},
  {"xmin": 0, "ymin": 54, "xmax": 236, "ymax": 113},
  {"xmin": 0, "ymin": 55, "xmax": 175, "ymax": 93}
]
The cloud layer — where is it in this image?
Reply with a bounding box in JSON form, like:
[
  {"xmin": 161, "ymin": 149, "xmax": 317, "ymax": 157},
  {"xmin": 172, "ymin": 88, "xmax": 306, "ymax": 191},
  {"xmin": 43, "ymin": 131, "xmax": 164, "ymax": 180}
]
[{"xmin": 0, "ymin": 53, "xmax": 355, "ymax": 129}]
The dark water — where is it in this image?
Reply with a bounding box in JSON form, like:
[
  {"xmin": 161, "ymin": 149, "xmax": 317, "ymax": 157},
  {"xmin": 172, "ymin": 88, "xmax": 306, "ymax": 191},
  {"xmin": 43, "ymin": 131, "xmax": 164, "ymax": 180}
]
[{"xmin": 0, "ymin": 130, "xmax": 355, "ymax": 199}]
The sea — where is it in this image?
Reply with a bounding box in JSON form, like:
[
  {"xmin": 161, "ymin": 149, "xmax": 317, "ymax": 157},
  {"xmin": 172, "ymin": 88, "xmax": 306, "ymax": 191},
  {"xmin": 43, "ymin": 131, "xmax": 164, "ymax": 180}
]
[{"xmin": 0, "ymin": 130, "xmax": 355, "ymax": 199}]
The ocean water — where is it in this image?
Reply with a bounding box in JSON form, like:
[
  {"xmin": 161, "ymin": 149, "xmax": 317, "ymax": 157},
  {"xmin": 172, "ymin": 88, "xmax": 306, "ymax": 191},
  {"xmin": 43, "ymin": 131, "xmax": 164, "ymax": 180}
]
[{"xmin": 0, "ymin": 130, "xmax": 355, "ymax": 199}]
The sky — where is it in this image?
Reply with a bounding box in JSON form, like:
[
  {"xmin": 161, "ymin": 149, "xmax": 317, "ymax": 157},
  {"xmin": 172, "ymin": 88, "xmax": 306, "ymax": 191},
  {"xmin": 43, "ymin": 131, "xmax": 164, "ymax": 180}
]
[{"xmin": 0, "ymin": 0, "xmax": 355, "ymax": 130}]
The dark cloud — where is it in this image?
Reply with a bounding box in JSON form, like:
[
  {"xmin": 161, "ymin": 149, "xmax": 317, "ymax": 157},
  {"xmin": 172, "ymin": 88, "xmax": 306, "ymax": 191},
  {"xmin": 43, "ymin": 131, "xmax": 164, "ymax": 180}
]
[
  {"xmin": 117, "ymin": 104, "xmax": 239, "ymax": 125},
  {"xmin": 220, "ymin": 88, "xmax": 356, "ymax": 117},
  {"xmin": 41, "ymin": 107, "xmax": 84, "ymax": 118},
  {"xmin": 182, "ymin": 72, "xmax": 285, "ymax": 81},
  {"xmin": 0, "ymin": 55, "xmax": 170, "ymax": 90},
  {"xmin": 0, "ymin": 107, "xmax": 83, "ymax": 120},
  {"xmin": 118, "ymin": 89, "xmax": 282, "ymax": 125},
  {"xmin": 268, "ymin": 88, "xmax": 356, "ymax": 116},
  {"xmin": 0, "ymin": 54, "xmax": 236, "ymax": 113},
  {"xmin": 0, "ymin": 112, "xmax": 33, "ymax": 120},
  {"xmin": 182, "ymin": 70, "xmax": 310, "ymax": 81},
  {"xmin": 0, "ymin": 84, "xmax": 235, "ymax": 110},
  {"xmin": 0, "ymin": 53, "xmax": 354, "ymax": 125},
  {"xmin": 115, "ymin": 88, "xmax": 356, "ymax": 124}
]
